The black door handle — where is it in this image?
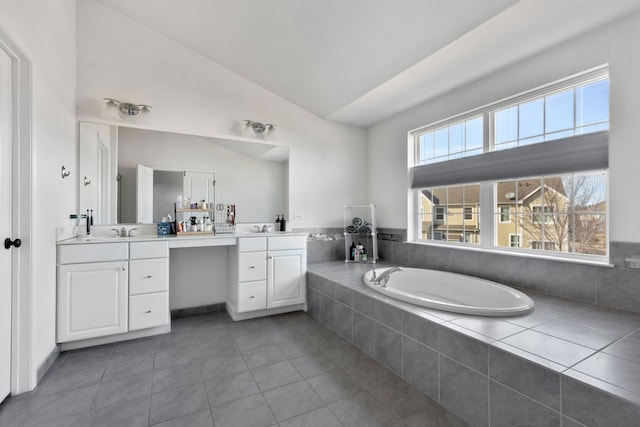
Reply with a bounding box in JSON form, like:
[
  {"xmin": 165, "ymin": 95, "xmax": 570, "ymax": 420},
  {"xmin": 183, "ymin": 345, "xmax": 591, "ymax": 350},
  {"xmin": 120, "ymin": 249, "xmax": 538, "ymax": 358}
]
[{"xmin": 4, "ymin": 238, "xmax": 21, "ymax": 249}]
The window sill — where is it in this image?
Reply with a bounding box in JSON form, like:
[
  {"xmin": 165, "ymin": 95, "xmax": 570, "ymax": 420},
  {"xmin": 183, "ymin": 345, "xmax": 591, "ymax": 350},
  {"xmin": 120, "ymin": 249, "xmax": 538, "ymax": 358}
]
[{"xmin": 406, "ymin": 240, "xmax": 614, "ymax": 268}]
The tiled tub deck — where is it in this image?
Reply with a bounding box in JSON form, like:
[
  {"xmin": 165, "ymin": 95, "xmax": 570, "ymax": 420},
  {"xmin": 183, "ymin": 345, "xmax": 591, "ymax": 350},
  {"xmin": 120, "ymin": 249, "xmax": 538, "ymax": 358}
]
[{"xmin": 307, "ymin": 261, "xmax": 640, "ymax": 427}]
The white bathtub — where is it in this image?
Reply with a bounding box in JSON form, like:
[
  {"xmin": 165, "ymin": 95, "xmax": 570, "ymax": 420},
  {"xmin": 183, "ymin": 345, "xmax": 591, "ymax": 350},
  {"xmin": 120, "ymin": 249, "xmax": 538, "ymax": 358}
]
[{"xmin": 363, "ymin": 267, "xmax": 534, "ymax": 316}]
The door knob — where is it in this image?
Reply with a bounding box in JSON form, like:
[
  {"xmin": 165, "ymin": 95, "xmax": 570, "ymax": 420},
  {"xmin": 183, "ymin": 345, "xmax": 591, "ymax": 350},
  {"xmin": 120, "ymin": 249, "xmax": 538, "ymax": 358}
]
[{"xmin": 4, "ymin": 238, "xmax": 21, "ymax": 249}]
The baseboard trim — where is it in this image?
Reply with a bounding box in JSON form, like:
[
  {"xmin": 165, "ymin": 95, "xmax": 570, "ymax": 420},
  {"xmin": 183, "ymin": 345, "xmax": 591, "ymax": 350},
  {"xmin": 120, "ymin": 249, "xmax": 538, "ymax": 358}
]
[
  {"xmin": 170, "ymin": 303, "xmax": 226, "ymax": 318},
  {"xmin": 226, "ymin": 302, "xmax": 307, "ymax": 321},
  {"xmin": 36, "ymin": 345, "xmax": 60, "ymax": 384},
  {"xmin": 59, "ymin": 324, "xmax": 171, "ymax": 351}
]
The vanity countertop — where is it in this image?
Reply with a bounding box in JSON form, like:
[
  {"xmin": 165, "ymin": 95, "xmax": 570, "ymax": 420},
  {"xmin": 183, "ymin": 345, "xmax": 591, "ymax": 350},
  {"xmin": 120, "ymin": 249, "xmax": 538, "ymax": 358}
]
[{"xmin": 58, "ymin": 231, "xmax": 309, "ymax": 247}]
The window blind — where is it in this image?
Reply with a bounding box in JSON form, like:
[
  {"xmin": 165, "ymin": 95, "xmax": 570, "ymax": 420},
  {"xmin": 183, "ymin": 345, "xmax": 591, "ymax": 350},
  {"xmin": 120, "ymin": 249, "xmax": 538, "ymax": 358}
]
[{"xmin": 411, "ymin": 131, "xmax": 608, "ymax": 188}]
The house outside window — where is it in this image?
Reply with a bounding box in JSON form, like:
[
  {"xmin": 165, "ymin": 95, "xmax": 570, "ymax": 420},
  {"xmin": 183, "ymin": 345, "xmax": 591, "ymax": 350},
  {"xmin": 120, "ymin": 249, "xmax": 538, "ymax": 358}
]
[{"xmin": 412, "ymin": 68, "xmax": 609, "ymax": 260}]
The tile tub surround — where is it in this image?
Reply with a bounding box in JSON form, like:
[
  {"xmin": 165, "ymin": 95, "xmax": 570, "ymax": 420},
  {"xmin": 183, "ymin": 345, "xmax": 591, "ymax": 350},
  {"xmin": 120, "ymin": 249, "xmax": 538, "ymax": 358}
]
[
  {"xmin": 306, "ymin": 230, "xmax": 640, "ymax": 316},
  {"xmin": 307, "ymin": 261, "xmax": 640, "ymax": 427},
  {"xmin": 0, "ymin": 310, "xmax": 466, "ymax": 427}
]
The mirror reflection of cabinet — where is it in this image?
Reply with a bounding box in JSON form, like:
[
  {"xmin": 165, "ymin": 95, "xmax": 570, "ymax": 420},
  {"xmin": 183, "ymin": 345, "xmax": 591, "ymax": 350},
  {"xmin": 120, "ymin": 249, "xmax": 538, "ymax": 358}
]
[{"xmin": 79, "ymin": 122, "xmax": 117, "ymax": 224}]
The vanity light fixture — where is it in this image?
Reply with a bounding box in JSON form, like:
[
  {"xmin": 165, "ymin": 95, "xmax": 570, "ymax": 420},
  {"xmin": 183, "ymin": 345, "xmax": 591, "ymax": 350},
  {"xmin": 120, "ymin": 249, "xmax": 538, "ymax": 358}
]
[
  {"xmin": 102, "ymin": 98, "xmax": 152, "ymax": 121},
  {"xmin": 244, "ymin": 120, "xmax": 276, "ymax": 134}
]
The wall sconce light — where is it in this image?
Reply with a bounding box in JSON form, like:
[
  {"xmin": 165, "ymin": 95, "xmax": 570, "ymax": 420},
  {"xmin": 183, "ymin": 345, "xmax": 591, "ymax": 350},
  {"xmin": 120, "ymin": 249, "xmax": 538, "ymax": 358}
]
[
  {"xmin": 61, "ymin": 166, "xmax": 71, "ymax": 179},
  {"xmin": 244, "ymin": 120, "xmax": 276, "ymax": 134},
  {"xmin": 102, "ymin": 98, "xmax": 152, "ymax": 121}
]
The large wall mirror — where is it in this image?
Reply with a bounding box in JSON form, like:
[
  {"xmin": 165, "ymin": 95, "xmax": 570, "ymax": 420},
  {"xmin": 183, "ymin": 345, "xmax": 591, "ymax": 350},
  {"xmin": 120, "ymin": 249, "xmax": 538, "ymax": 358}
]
[{"xmin": 79, "ymin": 123, "xmax": 289, "ymax": 225}]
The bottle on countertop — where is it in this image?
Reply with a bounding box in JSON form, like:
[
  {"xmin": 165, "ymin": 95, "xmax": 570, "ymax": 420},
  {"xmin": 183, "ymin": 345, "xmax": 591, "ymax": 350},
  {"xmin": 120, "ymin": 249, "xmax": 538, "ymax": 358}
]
[
  {"xmin": 90, "ymin": 209, "xmax": 94, "ymax": 226},
  {"xmin": 349, "ymin": 242, "xmax": 356, "ymax": 261},
  {"xmin": 276, "ymin": 215, "xmax": 281, "ymax": 230},
  {"xmin": 85, "ymin": 210, "xmax": 91, "ymax": 236},
  {"xmin": 280, "ymin": 215, "xmax": 286, "ymax": 232}
]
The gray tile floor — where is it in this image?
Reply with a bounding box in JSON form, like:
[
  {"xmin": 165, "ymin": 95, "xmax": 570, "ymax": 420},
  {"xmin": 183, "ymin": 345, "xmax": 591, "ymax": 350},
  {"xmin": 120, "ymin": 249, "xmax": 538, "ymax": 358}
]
[{"xmin": 0, "ymin": 310, "xmax": 466, "ymax": 427}]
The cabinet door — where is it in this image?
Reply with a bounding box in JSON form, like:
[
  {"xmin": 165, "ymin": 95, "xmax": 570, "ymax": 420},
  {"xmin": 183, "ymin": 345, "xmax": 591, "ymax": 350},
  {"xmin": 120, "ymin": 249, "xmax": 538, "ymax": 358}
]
[
  {"xmin": 267, "ymin": 250, "xmax": 307, "ymax": 308},
  {"xmin": 57, "ymin": 261, "xmax": 128, "ymax": 342}
]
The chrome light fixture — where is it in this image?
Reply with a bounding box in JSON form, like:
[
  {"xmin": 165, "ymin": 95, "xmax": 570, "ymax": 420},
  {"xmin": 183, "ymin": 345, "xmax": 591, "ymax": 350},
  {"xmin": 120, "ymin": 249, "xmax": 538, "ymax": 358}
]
[
  {"xmin": 102, "ymin": 98, "xmax": 152, "ymax": 121},
  {"xmin": 244, "ymin": 120, "xmax": 276, "ymax": 134}
]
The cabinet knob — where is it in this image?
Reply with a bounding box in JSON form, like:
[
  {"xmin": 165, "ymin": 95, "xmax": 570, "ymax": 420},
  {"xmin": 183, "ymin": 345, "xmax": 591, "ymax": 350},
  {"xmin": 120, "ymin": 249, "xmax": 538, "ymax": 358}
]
[
  {"xmin": 249, "ymin": 266, "xmax": 255, "ymax": 269},
  {"xmin": 145, "ymin": 310, "xmax": 152, "ymax": 314},
  {"xmin": 145, "ymin": 275, "xmax": 152, "ymax": 278},
  {"xmin": 269, "ymin": 256, "xmax": 273, "ymax": 259},
  {"xmin": 249, "ymin": 296, "xmax": 255, "ymax": 299},
  {"xmin": 122, "ymin": 266, "xmax": 126, "ymax": 271}
]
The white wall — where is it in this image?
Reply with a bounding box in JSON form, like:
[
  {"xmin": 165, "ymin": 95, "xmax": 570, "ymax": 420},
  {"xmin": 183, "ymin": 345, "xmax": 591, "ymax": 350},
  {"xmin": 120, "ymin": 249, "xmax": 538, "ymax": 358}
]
[
  {"xmin": 117, "ymin": 128, "xmax": 287, "ymax": 224},
  {"xmin": 0, "ymin": 0, "xmax": 77, "ymax": 386},
  {"xmin": 77, "ymin": 0, "xmax": 367, "ymax": 228},
  {"xmin": 367, "ymin": 11, "xmax": 640, "ymax": 244}
]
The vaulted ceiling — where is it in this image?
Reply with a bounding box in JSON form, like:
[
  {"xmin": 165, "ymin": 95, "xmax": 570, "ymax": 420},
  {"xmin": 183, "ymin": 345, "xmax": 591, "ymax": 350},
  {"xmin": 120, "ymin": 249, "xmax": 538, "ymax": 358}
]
[{"xmin": 97, "ymin": 0, "xmax": 640, "ymax": 127}]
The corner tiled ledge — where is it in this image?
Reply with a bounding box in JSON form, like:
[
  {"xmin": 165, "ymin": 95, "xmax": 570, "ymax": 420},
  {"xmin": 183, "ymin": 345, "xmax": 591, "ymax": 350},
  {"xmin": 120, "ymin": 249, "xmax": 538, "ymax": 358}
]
[{"xmin": 307, "ymin": 261, "xmax": 640, "ymax": 427}]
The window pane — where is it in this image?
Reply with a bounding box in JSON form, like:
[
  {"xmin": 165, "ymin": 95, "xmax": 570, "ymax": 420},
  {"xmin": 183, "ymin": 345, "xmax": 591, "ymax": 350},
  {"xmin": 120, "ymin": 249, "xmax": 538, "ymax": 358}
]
[
  {"xmin": 495, "ymin": 107, "xmax": 518, "ymax": 145},
  {"xmin": 572, "ymin": 213, "xmax": 606, "ymax": 255},
  {"xmin": 418, "ymin": 184, "xmax": 480, "ymax": 245},
  {"xmin": 546, "ymin": 89, "xmax": 574, "ymax": 133},
  {"xmin": 434, "ymin": 128, "xmax": 448, "ymax": 159},
  {"xmin": 466, "ymin": 117, "xmax": 483, "ymax": 151},
  {"xmin": 519, "ymin": 98, "xmax": 544, "ymax": 138},
  {"xmin": 418, "ymin": 133, "xmax": 434, "ymax": 165},
  {"xmin": 577, "ymin": 79, "xmax": 609, "ymax": 127},
  {"xmin": 450, "ymin": 123, "xmax": 464, "ymax": 155}
]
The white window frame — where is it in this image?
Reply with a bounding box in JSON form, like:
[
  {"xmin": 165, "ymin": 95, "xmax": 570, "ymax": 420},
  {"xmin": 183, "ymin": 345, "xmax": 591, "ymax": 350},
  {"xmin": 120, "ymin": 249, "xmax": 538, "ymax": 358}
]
[{"xmin": 409, "ymin": 66, "xmax": 609, "ymax": 263}]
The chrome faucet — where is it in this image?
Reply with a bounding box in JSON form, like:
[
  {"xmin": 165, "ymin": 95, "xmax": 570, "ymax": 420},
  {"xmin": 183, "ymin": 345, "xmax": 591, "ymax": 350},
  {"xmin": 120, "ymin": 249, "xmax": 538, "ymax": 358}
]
[
  {"xmin": 373, "ymin": 267, "xmax": 402, "ymax": 288},
  {"xmin": 128, "ymin": 228, "xmax": 138, "ymax": 237},
  {"xmin": 111, "ymin": 228, "xmax": 120, "ymax": 237},
  {"xmin": 254, "ymin": 225, "xmax": 271, "ymax": 233}
]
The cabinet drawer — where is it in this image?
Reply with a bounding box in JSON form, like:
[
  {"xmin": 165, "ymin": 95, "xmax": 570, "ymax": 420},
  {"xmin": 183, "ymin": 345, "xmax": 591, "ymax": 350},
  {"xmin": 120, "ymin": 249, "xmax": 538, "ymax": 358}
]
[
  {"xmin": 238, "ymin": 252, "xmax": 266, "ymax": 282},
  {"xmin": 59, "ymin": 242, "xmax": 128, "ymax": 264},
  {"xmin": 268, "ymin": 236, "xmax": 307, "ymax": 251},
  {"xmin": 130, "ymin": 241, "xmax": 169, "ymax": 259},
  {"xmin": 129, "ymin": 292, "xmax": 169, "ymax": 331},
  {"xmin": 238, "ymin": 237, "xmax": 267, "ymax": 252},
  {"xmin": 129, "ymin": 258, "xmax": 169, "ymax": 295},
  {"xmin": 237, "ymin": 281, "xmax": 267, "ymax": 313}
]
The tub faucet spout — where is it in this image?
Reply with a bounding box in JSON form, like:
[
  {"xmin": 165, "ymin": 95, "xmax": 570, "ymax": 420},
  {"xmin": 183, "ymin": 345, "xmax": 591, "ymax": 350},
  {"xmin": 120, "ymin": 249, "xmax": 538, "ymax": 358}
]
[{"xmin": 373, "ymin": 267, "xmax": 402, "ymax": 288}]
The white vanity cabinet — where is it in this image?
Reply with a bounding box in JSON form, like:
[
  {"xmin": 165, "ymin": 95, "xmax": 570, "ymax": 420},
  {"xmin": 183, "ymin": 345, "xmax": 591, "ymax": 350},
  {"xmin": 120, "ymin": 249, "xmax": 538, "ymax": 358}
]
[
  {"xmin": 57, "ymin": 240, "xmax": 170, "ymax": 347},
  {"xmin": 227, "ymin": 235, "xmax": 306, "ymax": 320},
  {"xmin": 57, "ymin": 243, "xmax": 129, "ymax": 343},
  {"xmin": 128, "ymin": 241, "xmax": 169, "ymax": 331}
]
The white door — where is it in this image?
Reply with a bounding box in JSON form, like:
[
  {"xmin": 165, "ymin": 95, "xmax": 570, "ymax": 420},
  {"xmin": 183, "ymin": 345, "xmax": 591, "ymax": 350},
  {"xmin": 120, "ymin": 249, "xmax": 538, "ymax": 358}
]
[
  {"xmin": 267, "ymin": 250, "xmax": 306, "ymax": 308},
  {"xmin": 0, "ymin": 46, "xmax": 13, "ymax": 400},
  {"xmin": 136, "ymin": 164, "xmax": 154, "ymax": 223}
]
